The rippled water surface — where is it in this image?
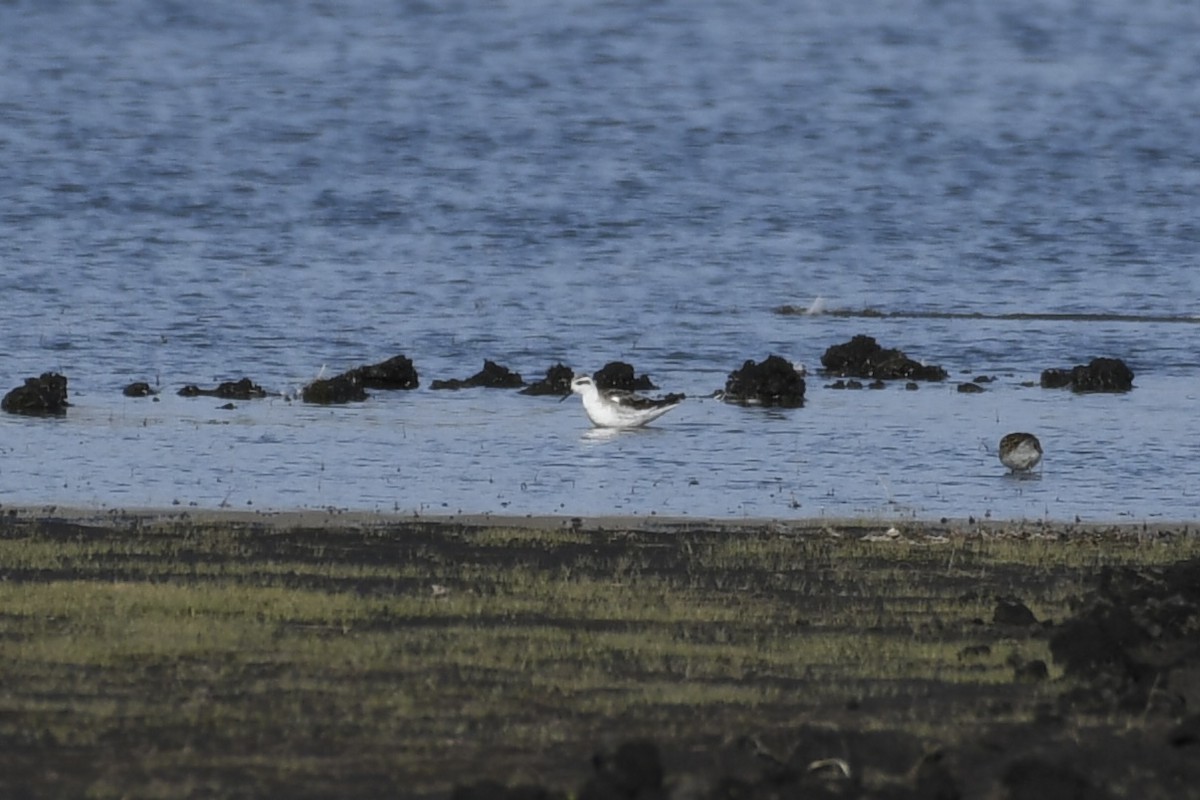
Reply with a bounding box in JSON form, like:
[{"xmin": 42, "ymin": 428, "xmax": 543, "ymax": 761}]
[{"xmin": 3, "ymin": 0, "xmax": 1199, "ymax": 520}]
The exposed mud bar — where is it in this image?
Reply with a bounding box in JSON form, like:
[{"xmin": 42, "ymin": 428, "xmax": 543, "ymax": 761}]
[{"xmin": 775, "ymin": 305, "xmax": 1200, "ymax": 324}]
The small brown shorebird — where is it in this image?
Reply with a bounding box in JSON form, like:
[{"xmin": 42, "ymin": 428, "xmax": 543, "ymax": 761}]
[{"xmin": 999, "ymin": 432, "xmax": 1043, "ymax": 472}]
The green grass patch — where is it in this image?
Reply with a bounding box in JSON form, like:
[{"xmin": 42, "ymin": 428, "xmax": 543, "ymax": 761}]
[{"xmin": 0, "ymin": 515, "xmax": 1197, "ymax": 797}]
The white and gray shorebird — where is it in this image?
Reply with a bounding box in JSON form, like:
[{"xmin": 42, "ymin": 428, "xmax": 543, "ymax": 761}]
[
  {"xmin": 565, "ymin": 375, "xmax": 684, "ymax": 429},
  {"xmin": 999, "ymin": 432, "xmax": 1043, "ymax": 472}
]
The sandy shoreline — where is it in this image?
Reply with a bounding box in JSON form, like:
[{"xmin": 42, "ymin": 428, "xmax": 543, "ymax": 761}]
[{"xmin": 3, "ymin": 502, "xmax": 1195, "ymax": 540}]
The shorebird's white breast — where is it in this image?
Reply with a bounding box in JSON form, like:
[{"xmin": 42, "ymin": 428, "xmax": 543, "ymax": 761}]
[
  {"xmin": 581, "ymin": 390, "xmax": 622, "ymax": 427},
  {"xmin": 576, "ymin": 385, "xmax": 680, "ymax": 429}
]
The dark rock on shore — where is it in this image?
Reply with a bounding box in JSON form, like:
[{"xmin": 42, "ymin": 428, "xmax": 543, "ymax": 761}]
[
  {"xmin": 301, "ymin": 373, "xmax": 369, "ymax": 404},
  {"xmin": 821, "ymin": 334, "xmax": 947, "ymax": 381},
  {"xmin": 178, "ymin": 378, "xmax": 268, "ymax": 400},
  {"xmin": 520, "ymin": 364, "xmax": 575, "ymax": 396},
  {"xmin": 594, "ymin": 362, "xmax": 656, "ymax": 391},
  {"xmin": 957, "ymin": 381, "xmax": 985, "ymax": 393},
  {"xmin": 2, "ymin": 372, "xmax": 70, "ymax": 416},
  {"xmin": 1041, "ymin": 358, "xmax": 1134, "ymax": 393},
  {"xmin": 722, "ymin": 354, "xmax": 806, "ymax": 407},
  {"xmin": 342, "ymin": 354, "xmax": 419, "ymax": 390},
  {"xmin": 123, "ymin": 381, "xmax": 158, "ymax": 398},
  {"xmin": 431, "ymin": 360, "xmax": 525, "ymax": 390}
]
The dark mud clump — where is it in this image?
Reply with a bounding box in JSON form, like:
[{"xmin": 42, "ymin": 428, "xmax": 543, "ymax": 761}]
[
  {"xmin": 301, "ymin": 373, "xmax": 369, "ymax": 404},
  {"xmin": 1041, "ymin": 357, "xmax": 1134, "ymax": 393},
  {"xmin": 431, "ymin": 360, "xmax": 525, "ymax": 390},
  {"xmin": 721, "ymin": 354, "xmax": 806, "ymax": 407},
  {"xmin": 452, "ymin": 781, "xmax": 566, "ymax": 800},
  {"xmin": 454, "ymin": 557, "xmax": 1200, "ymax": 800},
  {"xmin": 993, "ymin": 597, "xmax": 1040, "ymax": 627},
  {"xmin": 178, "ymin": 378, "xmax": 268, "ymax": 400},
  {"xmin": 1, "ymin": 372, "xmax": 70, "ymax": 416},
  {"xmin": 341, "ymin": 354, "xmax": 419, "ymax": 390},
  {"xmin": 579, "ymin": 739, "xmax": 664, "ymax": 799},
  {"xmin": 1040, "ymin": 370, "xmax": 1073, "ymax": 389},
  {"xmin": 456, "ymin": 740, "xmax": 661, "ymax": 800},
  {"xmin": 821, "ymin": 334, "xmax": 947, "ymax": 381},
  {"xmin": 593, "ymin": 361, "xmax": 656, "ymax": 391},
  {"xmin": 454, "ymin": 731, "xmax": 949, "ymax": 800},
  {"xmin": 300, "ymin": 354, "xmax": 418, "ymax": 404},
  {"xmin": 519, "ymin": 363, "xmax": 575, "ymax": 397},
  {"xmin": 122, "ymin": 381, "xmax": 158, "ymax": 398},
  {"xmin": 1050, "ymin": 558, "xmax": 1200, "ymax": 712}
]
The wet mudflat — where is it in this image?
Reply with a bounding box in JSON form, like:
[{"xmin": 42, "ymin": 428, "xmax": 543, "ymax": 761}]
[{"xmin": 0, "ymin": 509, "xmax": 1198, "ymax": 799}]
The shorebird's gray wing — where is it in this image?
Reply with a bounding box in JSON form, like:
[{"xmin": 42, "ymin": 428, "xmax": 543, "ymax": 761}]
[{"xmin": 607, "ymin": 390, "xmax": 685, "ymax": 410}]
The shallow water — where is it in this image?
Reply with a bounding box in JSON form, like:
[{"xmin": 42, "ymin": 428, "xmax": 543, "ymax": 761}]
[{"xmin": 2, "ymin": 0, "xmax": 1199, "ymax": 520}]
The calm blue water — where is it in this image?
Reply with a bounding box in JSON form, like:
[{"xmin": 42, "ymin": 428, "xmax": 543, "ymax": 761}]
[{"xmin": 3, "ymin": 0, "xmax": 1199, "ymax": 521}]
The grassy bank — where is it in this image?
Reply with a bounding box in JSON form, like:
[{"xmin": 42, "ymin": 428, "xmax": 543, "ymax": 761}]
[{"xmin": 0, "ymin": 513, "xmax": 1196, "ymax": 798}]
